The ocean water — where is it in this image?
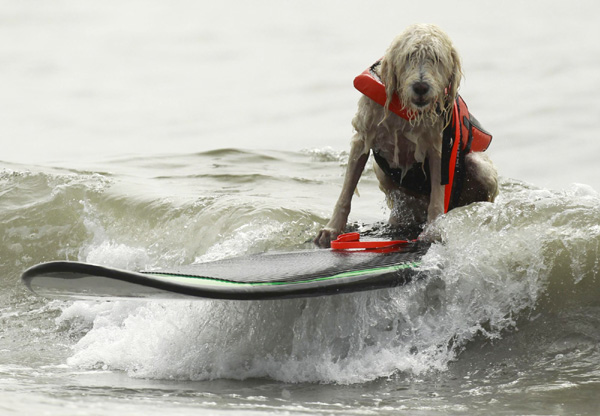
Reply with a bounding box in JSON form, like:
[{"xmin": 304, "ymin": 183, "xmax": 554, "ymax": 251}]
[{"xmin": 1, "ymin": 1, "xmax": 600, "ymax": 415}]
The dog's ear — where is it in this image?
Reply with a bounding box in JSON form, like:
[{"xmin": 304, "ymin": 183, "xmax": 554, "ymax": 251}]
[
  {"xmin": 380, "ymin": 57, "xmax": 398, "ymax": 119},
  {"xmin": 448, "ymin": 46, "xmax": 463, "ymax": 101}
]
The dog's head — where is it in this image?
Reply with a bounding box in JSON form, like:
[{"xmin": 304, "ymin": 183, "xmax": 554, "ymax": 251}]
[{"xmin": 380, "ymin": 24, "xmax": 462, "ymax": 125}]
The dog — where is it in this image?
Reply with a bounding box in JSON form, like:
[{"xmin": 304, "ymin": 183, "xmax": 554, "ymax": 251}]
[{"xmin": 314, "ymin": 24, "xmax": 498, "ymax": 247}]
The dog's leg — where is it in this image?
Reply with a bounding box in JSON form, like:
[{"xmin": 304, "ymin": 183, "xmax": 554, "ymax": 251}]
[
  {"xmin": 426, "ymin": 148, "xmax": 445, "ymax": 223},
  {"xmin": 314, "ymin": 137, "xmax": 369, "ymax": 247},
  {"xmin": 458, "ymin": 152, "xmax": 499, "ymax": 205}
]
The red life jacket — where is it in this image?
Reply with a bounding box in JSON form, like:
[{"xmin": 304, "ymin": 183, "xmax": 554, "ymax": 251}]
[{"xmin": 354, "ymin": 61, "xmax": 493, "ymax": 213}]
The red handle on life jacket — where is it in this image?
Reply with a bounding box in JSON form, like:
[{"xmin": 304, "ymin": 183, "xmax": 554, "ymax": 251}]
[
  {"xmin": 354, "ymin": 67, "xmax": 414, "ymax": 121},
  {"xmin": 331, "ymin": 232, "xmax": 412, "ymax": 251}
]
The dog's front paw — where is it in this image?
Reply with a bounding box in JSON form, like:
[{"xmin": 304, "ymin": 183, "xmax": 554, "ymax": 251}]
[
  {"xmin": 314, "ymin": 228, "xmax": 341, "ymax": 248},
  {"xmin": 418, "ymin": 223, "xmax": 443, "ymax": 244}
]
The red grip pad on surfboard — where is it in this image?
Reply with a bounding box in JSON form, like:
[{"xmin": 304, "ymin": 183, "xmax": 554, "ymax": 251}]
[{"xmin": 331, "ymin": 232, "xmax": 412, "ymax": 251}]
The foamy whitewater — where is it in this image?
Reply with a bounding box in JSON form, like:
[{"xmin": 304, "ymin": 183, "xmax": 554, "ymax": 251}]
[{"xmin": 1, "ymin": 1, "xmax": 600, "ymax": 415}]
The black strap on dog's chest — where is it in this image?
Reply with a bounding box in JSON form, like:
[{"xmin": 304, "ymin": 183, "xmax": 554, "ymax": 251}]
[
  {"xmin": 441, "ymin": 121, "xmax": 454, "ymax": 186},
  {"xmin": 372, "ymin": 151, "xmax": 431, "ymax": 196}
]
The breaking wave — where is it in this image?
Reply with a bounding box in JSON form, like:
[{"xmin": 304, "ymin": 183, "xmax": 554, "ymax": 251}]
[{"xmin": 3, "ymin": 153, "xmax": 599, "ymax": 384}]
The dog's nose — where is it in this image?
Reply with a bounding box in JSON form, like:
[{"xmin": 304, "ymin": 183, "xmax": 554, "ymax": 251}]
[{"xmin": 412, "ymin": 82, "xmax": 430, "ymax": 96}]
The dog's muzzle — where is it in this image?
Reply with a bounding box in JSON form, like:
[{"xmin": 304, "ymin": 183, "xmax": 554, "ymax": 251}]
[{"xmin": 411, "ymin": 81, "xmax": 431, "ymax": 107}]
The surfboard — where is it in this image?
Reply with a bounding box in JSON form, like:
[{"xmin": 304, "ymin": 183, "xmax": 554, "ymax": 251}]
[{"xmin": 21, "ymin": 235, "xmax": 429, "ymax": 301}]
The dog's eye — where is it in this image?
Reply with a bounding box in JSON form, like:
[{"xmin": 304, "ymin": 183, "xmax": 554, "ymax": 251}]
[{"xmin": 424, "ymin": 51, "xmax": 440, "ymax": 64}]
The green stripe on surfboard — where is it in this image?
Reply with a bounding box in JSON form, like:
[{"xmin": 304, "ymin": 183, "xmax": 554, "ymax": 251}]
[{"xmin": 146, "ymin": 261, "xmax": 422, "ymax": 287}]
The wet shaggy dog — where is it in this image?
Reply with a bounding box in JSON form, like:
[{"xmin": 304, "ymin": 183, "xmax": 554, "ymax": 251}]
[{"xmin": 315, "ymin": 24, "xmax": 498, "ymax": 247}]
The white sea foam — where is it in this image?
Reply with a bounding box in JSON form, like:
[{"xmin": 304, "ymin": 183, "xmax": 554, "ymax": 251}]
[{"xmin": 57, "ymin": 180, "xmax": 600, "ymax": 384}]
